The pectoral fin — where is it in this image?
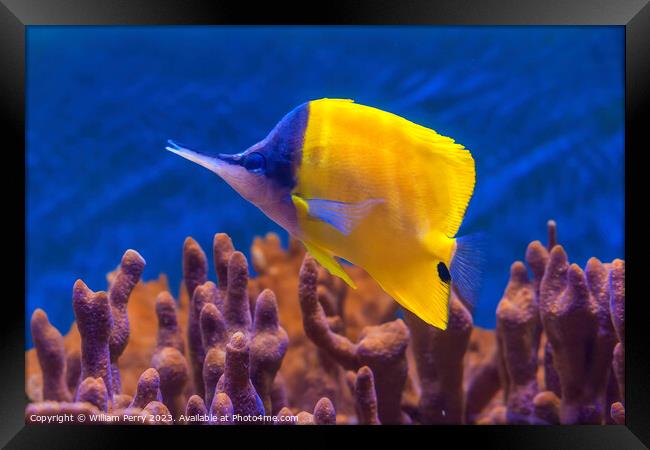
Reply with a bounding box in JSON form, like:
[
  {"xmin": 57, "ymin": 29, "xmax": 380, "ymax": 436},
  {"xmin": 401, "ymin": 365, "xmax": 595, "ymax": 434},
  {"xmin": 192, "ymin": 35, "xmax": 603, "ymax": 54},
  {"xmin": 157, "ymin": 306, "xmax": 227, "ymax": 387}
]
[
  {"xmin": 302, "ymin": 240, "xmax": 356, "ymax": 288},
  {"xmin": 291, "ymin": 194, "xmax": 383, "ymax": 235}
]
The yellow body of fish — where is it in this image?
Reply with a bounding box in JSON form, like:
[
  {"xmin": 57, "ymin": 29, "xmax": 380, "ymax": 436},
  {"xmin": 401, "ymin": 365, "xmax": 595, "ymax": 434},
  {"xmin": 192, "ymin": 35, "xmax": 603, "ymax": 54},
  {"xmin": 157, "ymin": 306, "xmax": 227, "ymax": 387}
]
[
  {"xmin": 291, "ymin": 99, "xmax": 476, "ymax": 329},
  {"xmin": 167, "ymin": 98, "xmax": 477, "ymax": 330}
]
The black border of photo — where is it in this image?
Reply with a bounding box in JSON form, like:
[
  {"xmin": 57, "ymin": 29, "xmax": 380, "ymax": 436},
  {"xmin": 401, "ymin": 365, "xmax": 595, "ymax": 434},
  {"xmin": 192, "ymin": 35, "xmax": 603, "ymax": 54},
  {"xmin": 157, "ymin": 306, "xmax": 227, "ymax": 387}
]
[{"xmin": 1, "ymin": 0, "xmax": 648, "ymax": 448}]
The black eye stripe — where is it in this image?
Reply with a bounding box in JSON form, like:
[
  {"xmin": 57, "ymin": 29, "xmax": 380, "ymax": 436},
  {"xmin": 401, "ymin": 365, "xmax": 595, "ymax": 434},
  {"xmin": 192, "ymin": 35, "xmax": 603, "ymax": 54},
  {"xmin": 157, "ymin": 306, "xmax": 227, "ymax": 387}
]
[{"xmin": 243, "ymin": 152, "xmax": 266, "ymax": 173}]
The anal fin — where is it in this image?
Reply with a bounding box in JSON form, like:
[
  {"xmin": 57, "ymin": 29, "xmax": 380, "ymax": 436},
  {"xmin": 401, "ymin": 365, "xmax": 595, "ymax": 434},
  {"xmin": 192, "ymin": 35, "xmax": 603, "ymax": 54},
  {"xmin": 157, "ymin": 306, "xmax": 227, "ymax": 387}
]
[{"xmin": 371, "ymin": 259, "xmax": 451, "ymax": 330}]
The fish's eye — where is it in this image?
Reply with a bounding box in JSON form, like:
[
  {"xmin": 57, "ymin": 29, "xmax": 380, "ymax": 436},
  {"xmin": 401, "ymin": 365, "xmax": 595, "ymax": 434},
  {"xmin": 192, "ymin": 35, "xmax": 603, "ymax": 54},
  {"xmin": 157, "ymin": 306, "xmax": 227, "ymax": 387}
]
[{"xmin": 243, "ymin": 152, "xmax": 266, "ymax": 174}]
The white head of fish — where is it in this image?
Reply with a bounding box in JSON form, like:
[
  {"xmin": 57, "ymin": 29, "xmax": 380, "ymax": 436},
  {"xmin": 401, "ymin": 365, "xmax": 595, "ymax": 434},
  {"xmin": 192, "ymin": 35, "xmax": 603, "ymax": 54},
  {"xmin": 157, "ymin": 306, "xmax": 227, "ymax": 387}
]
[
  {"xmin": 165, "ymin": 140, "xmax": 274, "ymax": 205},
  {"xmin": 165, "ymin": 140, "xmax": 299, "ymax": 234}
]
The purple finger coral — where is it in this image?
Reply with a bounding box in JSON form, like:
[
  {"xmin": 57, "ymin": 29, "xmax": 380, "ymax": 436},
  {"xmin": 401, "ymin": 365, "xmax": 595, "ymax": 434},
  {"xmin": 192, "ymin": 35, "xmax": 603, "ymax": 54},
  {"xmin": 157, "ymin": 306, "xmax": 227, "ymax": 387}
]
[
  {"xmin": 77, "ymin": 376, "xmax": 109, "ymax": 412},
  {"xmin": 151, "ymin": 346, "xmax": 189, "ymax": 420},
  {"xmin": 313, "ymin": 397, "xmax": 337, "ymax": 425},
  {"xmin": 250, "ymin": 289, "xmax": 289, "ymax": 414},
  {"xmin": 216, "ymin": 332, "xmax": 265, "ymax": 418},
  {"xmin": 495, "ymin": 262, "xmax": 541, "ymax": 424},
  {"xmin": 299, "ymin": 254, "xmax": 410, "ymax": 424},
  {"xmin": 404, "ymin": 293, "xmax": 472, "ymax": 424},
  {"xmin": 129, "ymin": 368, "xmax": 162, "ymax": 409},
  {"xmin": 184, "ymin": 395, "xmax": 208, "ymax": 424},
  {"xmin": 200, "ymin": 302, "xmax": 227, "ymax": 408},
  {"xmin": 30, "ymin": 309, "xmax": 71, "ymax": 402},
  {"xmin": 213, "ymin": 233, "xmax": 235, "ymax": 296},
  {"xmin": 210, "ymin": 392, "xmax": 234, "ymax": 425},
  {"xmin": 155, "ymin": 291, "xmax": 185, "ymax": 354},
  {"xmin": 183, "ymin": 237, "xmax": 208, "ymax": 299},
  {"xmin": 609, "ymin": 259, "xmax": 625, "ymax": 422},
  {"xmin": 539, "ymin": 247, "xmax": 614, "ymax": 424},
  {"xmin": 25, "ymin": 221, "xmax": 623, "ymax": 426},
  {"xmin": 353, "ymin": 366, "xmax": 380, "ymax": 425},
  {"xmin": 107, "ymin": 250, "xmax": 146, "ymax": 394},
  {"xmin": 224, "ymin": 252, "xmax": 252, "ymax": 336},
  {"xmin": 73, "ymin": 280, "xmax": 114, "ymax": 399},
  {"xmin": 187, "ymin": 281, "xmax": 218, "ymax": 398}
]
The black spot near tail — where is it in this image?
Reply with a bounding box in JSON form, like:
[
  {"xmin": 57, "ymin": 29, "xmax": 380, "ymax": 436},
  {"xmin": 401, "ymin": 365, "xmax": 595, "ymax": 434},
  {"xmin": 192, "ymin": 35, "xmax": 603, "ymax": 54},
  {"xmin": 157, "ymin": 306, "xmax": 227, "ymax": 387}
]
[{"xmin": 437, "ymin": 262, "xmax": 451, "ymax": 284}]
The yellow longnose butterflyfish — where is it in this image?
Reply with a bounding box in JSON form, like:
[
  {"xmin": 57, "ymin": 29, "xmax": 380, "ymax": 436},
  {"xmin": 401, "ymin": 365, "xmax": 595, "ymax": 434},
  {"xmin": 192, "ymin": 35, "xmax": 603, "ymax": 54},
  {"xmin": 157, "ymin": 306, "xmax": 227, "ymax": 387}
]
[{"xmin": 166, "ymin": 98, "xmax": 482, "ymax": 330}]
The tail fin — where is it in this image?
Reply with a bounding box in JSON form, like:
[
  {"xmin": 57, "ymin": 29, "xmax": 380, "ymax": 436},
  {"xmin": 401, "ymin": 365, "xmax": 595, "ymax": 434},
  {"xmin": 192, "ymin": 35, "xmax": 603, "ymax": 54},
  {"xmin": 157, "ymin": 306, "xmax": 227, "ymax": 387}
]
[{"xmin": 450, "ymin": 232, "xmax": 486, "ymax": 309}]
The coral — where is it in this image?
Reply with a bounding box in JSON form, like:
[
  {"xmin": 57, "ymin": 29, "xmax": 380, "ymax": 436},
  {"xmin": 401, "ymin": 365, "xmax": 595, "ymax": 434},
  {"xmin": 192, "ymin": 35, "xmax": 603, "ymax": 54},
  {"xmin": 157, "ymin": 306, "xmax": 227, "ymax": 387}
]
[
  {"xmin": 610, "ymin": 401, "xmax": 625, "ymax": 425},
  {"xmin": 495, "ymin": 261, "xmax": 541, "ymax": 423},
  {"xmin": 464, "ymin": 347, "xmax": 500, "ymax": 423},
  {"xmin": 113, "ymin": 394, "xmax": 133, "ymax": 410},
  {"xmin": 213, "ymin": 233, "xmax": 235, "ymax": 297},
  {"xmin": 299, "ymin": 254, "xmax": 410, "ymax": 424},
  {"xmin": 73, "ymin": 280, "xmax": 114, "ymax": 399},
  {"xmin": 77, "ymin": 377, "xmax": 108, "ymax": 412},
  {"xmin": 216, "ymin": 332, "xmax": 265, "ymax": 417},
  {"xmin": 274, "ymin": 407, "xmax": 295, "ymax": 425},
  {"xmin": 353, "ymin": 366, "xmax": 380, "ymax": 425},
  {"xmin": 223, "ymin": 252, "xmax": 253, "ymax": 335},
  {"xmin": 182, "ymin": 237, "xmax": 208, "ymax": 299},
  {"xmin": 269, "ymin": 374, "xmax": 288, "ymax": 415},
  {"xmin": 275, "ymin": 397, "xmax": 337, "ymax": 425},
  {"xmin": 524, "ymin": 238, "xmax": 562, "ymax": 401},
  {"xmin": 151, "ymin": 346, "xmax": 189, "ymax": 420},
  {"xmin": 200, "ymin": 303, "xmax": 226, "ymax": 408},
  {"xmin": 25, "ymin": 221, "xmax": 623, "ymax": 426},
  {"xmin": 187, "ymin": 281, "xmax": 218, "ymax": 398},
  {"xmin": 129, "ymin": 368, "xmax": 162, "ymax": 408},
  {"xmin": 250, "ymin": 289, "xmax": 289, "ymax": 414},
  {"xmin": 65, "ymin": 348, "xmax": 81, "ymax": 396},
  {"xmin": 404, "ymin": 294, "xmax": 472, "ymax": 424},
  {"xmin": 30, "ymin": 309, "xmax": 71, "ymax": 402},
  {"xmin": 542, "ymin": 341, "xmax": 561, "ymax": 397},
  {"xmin": 108, "ymin": 250, "xmax": 146, "ymax": 394},
  {"xmin": 141, "ymin": 401, "xmax": 173, "ymax": 424},
  {"xmin": 210, "ymin": 392, "xmax": 234, "ymax": 424},
  {"xmin": 183, "ymin": 237, "xmax": 210, "ymax": 398},
  {"xmin": 539, "ymin": 248, "xmax": 616, "ymax": 424},
  {"xmin": 532, "ymin": 390, "xmax": 560, "ymax": 424},
  {"xmin": 313, "ymin": 397, "xmax": 337, "ymax": 424},
  {"xmin": 26, "ymin": 266, "xmax": 172, "ymax": 410},
  {"xmin": 609, "ymin": 259, "xmax": 625, "ymax": 421},
  {"xmin": 154, "ymin": 291, "xmax": 185, "ymax": 354},
  {"xmin": 184, "ymin": 395, "xmax": 207, "ymax": 424}
]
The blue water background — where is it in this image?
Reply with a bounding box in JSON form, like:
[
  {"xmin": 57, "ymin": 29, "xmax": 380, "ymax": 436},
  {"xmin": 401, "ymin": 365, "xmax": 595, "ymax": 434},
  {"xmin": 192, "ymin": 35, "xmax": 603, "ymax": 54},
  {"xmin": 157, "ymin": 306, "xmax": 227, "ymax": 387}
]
[{"xmin": 26, "ymin": 26, "xmax": 624, "ymax": 348}]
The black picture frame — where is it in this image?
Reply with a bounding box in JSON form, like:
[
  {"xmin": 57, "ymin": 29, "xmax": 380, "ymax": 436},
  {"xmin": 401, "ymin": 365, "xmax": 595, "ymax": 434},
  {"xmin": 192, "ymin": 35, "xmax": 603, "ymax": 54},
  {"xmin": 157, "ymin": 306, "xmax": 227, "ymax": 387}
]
[{"xmin": 1, "ymin": 0, "xmax": 647, "ymax": 448}]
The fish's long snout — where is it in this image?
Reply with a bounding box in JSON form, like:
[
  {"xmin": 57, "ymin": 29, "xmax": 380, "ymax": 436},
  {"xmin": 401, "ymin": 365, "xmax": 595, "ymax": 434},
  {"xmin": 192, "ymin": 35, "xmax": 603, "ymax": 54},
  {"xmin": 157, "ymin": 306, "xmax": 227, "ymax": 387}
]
[
  {"xmin": 165, "ymin": 139, "xmax": 225, "ymax": 174},
  {"xmin": 166, "ymin": 139, "xmax": 270, "ymax": 206}
]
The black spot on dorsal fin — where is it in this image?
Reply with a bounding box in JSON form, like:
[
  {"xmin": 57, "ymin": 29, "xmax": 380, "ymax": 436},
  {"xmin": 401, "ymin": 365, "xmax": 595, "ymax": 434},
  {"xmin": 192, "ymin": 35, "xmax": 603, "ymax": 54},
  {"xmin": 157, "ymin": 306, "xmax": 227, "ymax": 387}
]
[{"xmin": 437, "ymin": 261, "xmax": 451, "ymax": 284}]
